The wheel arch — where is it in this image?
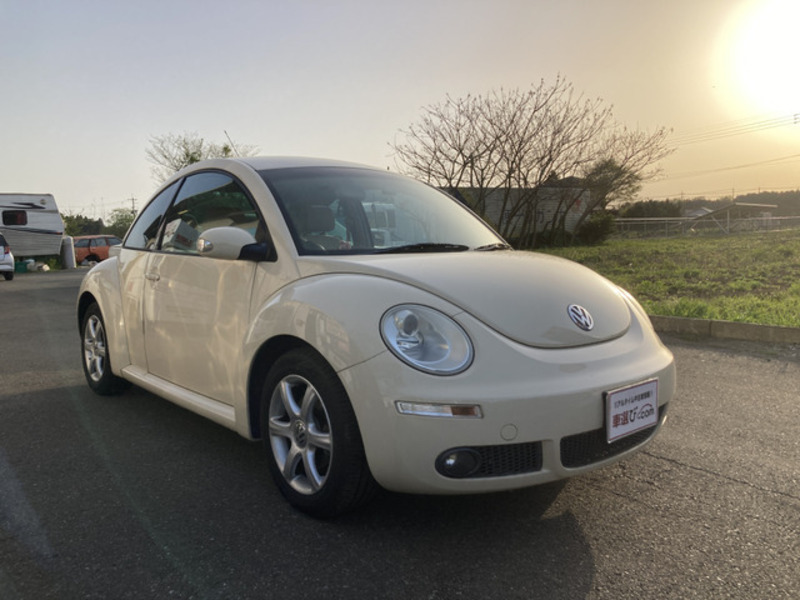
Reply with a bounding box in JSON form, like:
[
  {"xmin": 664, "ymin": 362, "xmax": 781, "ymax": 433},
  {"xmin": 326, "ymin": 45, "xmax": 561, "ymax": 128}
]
[
  {"xmin": 77, "ymin": 260, "xmax": 130, "ymax": 376},
  {"xmin": 241, "ymin": 273, "xmax": 459, "ymax": 441},
  {"xmin": 77, "ymin": 290, "xmax": 98, "ymax": 333},
  {"xmin": 247, "ymin": 335, "xmax": 322, "ymax": 439}
]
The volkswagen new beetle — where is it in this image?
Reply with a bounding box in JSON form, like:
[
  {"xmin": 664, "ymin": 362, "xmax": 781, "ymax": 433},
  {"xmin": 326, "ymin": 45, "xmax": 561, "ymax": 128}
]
[{"xmin": 78, "ymin": 157, "xmax": 676, "ymax": 517}]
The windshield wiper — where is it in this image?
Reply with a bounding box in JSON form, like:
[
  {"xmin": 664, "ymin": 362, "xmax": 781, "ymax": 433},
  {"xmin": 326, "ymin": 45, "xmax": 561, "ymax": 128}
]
[
  {"xmin": 374, "ymin": 243, "xmax": 470, "ymax": 254},
  {"xmin": 474, "ymin": 243, "xmax": 512, "ymax": 251}
]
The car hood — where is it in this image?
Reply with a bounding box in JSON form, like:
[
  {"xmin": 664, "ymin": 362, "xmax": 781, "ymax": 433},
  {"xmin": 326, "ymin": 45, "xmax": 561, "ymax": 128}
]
[{"xmin": 298, "ymin": 251, "xmax": 632, "ymax": 348}]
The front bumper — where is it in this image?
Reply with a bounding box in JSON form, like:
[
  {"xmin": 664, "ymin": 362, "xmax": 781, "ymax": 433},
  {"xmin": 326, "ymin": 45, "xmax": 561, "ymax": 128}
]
[{"xmin": 339, "ymin": 310, "xmax": 676, "ymax": 495}]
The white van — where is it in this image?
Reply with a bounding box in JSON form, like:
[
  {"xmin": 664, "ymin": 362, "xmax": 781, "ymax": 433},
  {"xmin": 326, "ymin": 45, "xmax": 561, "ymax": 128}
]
[{"xmin": 0, "ymin": 193, "xmax": 64, "ymax": 257}]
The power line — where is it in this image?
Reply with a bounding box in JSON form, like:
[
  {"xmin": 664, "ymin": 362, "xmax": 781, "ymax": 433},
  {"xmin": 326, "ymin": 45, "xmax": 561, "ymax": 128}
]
[
  {"xmin": 669, "ymin": 113, "xmax": 800, "ymax": 145},
  {"xmin": 659, "ymin": 153, "xmax": 800, "ymax": 181},
  {"xmin": 647, "ymin": 114, "xmax": 800, "ymax": 198}
]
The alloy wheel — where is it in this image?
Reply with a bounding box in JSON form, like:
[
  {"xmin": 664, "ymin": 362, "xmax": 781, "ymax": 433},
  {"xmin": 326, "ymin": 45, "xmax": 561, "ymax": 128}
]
[
  {"xmin": 83, "ymin": 314, "xmax": 107, "ymax": 383},
  {"xmin": 268, "ymin": 374, "xmax": 333, "ymax": 495}
]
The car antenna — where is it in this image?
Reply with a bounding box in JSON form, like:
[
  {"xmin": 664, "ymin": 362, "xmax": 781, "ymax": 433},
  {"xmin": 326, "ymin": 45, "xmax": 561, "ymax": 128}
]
[{"xmin": 223, "ymin": 130, "xmax": 240, "ymax": 157}]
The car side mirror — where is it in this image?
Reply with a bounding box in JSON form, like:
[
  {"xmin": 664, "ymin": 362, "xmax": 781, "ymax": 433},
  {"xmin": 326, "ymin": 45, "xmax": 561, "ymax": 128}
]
[{"xmin": 197, "ymin": 227, "xmax": 273, "ymax": 261}]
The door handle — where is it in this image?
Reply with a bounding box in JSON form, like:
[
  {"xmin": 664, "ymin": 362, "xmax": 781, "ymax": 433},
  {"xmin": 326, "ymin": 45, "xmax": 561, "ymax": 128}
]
[{"xmin": 145, "ymin": 272, "xmax": 160, "ymax": 282}]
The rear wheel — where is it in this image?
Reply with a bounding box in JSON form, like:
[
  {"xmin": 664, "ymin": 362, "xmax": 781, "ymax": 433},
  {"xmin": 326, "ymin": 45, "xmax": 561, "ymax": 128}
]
[
  {"xmin": 81, "ymin": 303, "xmax": 127, "ymax": 395},
  {"xmin": 261, "ymin": 348, "xmax": 377, "ymax": 517},
  {"xmin": 3, "ymin": 272, "xmax": 12, "ymax": 281}
]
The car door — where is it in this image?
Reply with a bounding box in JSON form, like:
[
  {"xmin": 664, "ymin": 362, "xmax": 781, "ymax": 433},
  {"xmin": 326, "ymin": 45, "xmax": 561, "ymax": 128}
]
[
  {"xmin": 142, "ymin": 171, "xmax": 265, "ymax": 406},
  {"xmin": 74, "ymin": 238, "xmax": 89, "ymax": 262},
  {"xmin": 118, "ymin": 180, "xmax": 182, "ymax": 370},
  {"xmin": 138, "ymin": 172, "xmax": 265, "ymax": 404},
  {"xmin": 92, "ymin": 237, "xmax": 108, "ymax": 260}
]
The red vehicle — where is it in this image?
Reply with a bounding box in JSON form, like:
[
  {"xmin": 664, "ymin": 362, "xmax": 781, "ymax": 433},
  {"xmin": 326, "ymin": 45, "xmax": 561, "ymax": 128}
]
[{"xmin": 73, "ymin": 235, "xmax": 122, "ymax": 264}]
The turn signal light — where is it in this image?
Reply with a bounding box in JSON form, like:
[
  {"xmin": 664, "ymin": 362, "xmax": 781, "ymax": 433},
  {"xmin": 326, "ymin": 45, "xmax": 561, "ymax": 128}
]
[{"xmin": 395, "ymin": 402, "xmax": 482, "ymax": 418}]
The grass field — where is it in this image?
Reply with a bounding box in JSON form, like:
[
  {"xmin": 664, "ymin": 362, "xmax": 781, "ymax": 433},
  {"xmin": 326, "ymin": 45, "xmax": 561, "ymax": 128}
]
[{"xmin": 539, "ymin": 229, "xmax": 800, "ymax": 328}]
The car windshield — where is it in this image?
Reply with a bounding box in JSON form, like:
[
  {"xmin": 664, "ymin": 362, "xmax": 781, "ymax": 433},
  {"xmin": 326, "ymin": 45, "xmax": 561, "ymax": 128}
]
[{"xmin": 259, "ymin": 167, "xmax": 505, "ymax": 255}]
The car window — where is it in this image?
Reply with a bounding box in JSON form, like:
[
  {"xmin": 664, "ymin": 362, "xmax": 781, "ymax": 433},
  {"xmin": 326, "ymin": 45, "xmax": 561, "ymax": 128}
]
[
  {"xmin": 124, "ymin": 181, "xmax": 180, "ymax": 250},
  {"xmin": 260, "ymin": 167, "xmax": 502, "ymax": 255},
  {"xmin": 94, "ymin": 238, "xmax": 108, "ymax": 247},
  {"xmin": 2, "ymin": 210, "xmax": 27, "ymax": 226},
  {"xmin": 160, "ymin": 172, "xmax": 264, "ymax": 255},
  {"xmin": 74, "ymin": 239, "xmax": 90, "ymax": 248}
]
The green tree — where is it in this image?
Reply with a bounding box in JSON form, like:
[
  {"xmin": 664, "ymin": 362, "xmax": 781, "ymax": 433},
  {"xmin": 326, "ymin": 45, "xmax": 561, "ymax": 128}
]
[
  {"xmin": 619, "ymin": 199, "xmax": 683, "ymax": 218},
  {"xmin": 62, "ymin": 213, "xmax": 103, "ymax": 236},
  {"xmin": 104, "ymin": 208, "xmax": 137, "ymax": 238},
  {"xmin": 563, "ymin": 159, "xmax": 640, "ymax": 243}
]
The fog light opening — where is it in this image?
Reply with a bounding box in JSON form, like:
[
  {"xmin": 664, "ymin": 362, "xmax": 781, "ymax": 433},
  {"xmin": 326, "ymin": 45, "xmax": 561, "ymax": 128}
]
[{"xmin": 436, "ymin": 448, "xmax": 481, "ymax": 478}]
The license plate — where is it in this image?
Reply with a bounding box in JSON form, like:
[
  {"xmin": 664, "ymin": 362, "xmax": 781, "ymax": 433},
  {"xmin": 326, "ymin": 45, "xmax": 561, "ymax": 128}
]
[{"xmin": 605, "ymin": 379, "xmax": 659, "ymax": 443}]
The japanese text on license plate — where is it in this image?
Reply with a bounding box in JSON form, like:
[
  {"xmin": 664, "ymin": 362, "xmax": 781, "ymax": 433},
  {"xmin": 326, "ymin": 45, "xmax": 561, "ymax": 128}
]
[{"xmin": 605, "ymin": 379, "xmax": 659, "ymax": 443}]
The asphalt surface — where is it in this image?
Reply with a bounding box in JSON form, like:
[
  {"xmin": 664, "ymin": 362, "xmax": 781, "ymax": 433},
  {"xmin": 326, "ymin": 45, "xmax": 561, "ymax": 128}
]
[{"xmin": 1, "ymin": 269, "xmax": 798, "ymax": 599}]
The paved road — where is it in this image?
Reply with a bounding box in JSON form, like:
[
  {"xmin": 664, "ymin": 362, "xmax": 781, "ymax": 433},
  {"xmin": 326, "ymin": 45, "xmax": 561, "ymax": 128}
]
[{"xmin": 1, "ymin": 269, "xmax": 798, "ymax": 599}]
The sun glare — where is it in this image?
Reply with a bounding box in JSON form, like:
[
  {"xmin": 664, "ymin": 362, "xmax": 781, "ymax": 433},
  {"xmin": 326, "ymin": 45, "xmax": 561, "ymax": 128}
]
[{"xmin": 718, "ymin": 0, "xmax": 800, "ymax": 116}]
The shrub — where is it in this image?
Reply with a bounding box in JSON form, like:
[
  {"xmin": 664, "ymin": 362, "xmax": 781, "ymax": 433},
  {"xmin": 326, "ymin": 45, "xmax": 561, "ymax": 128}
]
[{"xmin": 575, "ymin": 211, "xmax": 616, "ymax": 245}]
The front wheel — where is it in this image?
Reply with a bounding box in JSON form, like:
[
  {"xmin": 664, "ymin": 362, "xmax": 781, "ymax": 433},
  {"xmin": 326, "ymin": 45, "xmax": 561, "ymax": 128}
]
[
  {"xmin": 81, "ymin": 303, "xmax": 128, "ymax": 395},
  {"xmin": 261, "ymin": 348, "xmax": 377, "ymax": 517}
]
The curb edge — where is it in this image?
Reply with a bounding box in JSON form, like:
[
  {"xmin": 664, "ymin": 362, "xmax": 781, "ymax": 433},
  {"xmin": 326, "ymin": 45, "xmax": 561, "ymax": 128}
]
[{"xmin": 649, "ymin": 315, "xmax": 800, "ymax": 345}]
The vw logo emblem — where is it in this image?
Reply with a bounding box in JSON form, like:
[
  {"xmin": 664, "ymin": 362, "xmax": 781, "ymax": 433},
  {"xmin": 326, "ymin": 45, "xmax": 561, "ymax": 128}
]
[{"xmin": 567, "ymin": 304, "xmax": 594, "ymax": 331}]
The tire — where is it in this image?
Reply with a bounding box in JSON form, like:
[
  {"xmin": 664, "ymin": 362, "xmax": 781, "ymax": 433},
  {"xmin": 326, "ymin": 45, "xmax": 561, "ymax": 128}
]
[
  {"xmin": 81, "ymin": 303, "xmax": 128, "ymax": 395},
  {"xmin": 3, "ymin": 272, "xmax": 12, "ymax": 281},
  {"xmin": 261, "ymin": 348, "xmax": 377, "ymax": 517}
]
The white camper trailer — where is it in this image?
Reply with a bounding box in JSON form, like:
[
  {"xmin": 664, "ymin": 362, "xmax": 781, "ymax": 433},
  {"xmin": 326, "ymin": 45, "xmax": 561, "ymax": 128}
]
[{"xmin": 0, "ymin": 194, "xmax": 64, "ymax": 257}]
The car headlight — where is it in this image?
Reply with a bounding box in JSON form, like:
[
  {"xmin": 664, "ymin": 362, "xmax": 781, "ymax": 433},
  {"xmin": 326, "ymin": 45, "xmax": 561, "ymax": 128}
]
[{"xmin": 380, "ymin": 305, "xmax": 473, "ymax": 375}]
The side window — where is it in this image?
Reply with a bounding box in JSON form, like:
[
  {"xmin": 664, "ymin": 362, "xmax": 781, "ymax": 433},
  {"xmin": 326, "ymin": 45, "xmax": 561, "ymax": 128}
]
[
  {"xmin": 74, "ymin": 239, "xmax": 89, "ymax": 248},
  {"xmin": 124, "ymin": 181, "xmax": 180, "ymax": 250},
  {"xmin": 161, "ymin": 172, "xmax": 263, "ymax": 255},
  {"xmin": 94, "ymin": 238, "xmax": 108, "ymax": 247},
  {"xmin": 2, "ymin": 210, "xmax": 27, "ymax": 226}
]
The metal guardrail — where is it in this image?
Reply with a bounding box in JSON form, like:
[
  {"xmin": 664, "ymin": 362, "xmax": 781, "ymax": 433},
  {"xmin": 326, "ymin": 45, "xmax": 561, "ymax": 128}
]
[{"xmin": 614, "ymin": 216, "xmax": 800, "ymax": 238}]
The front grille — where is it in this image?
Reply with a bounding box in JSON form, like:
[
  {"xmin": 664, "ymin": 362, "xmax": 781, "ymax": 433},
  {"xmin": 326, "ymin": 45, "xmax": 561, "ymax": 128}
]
[
  {"xmin": 560, "ymin": 404, "xmax": 668, "ymax": 469},
  {"xmin": 473, "ymin": 442, "xmax": 543, "ymax": 477}
]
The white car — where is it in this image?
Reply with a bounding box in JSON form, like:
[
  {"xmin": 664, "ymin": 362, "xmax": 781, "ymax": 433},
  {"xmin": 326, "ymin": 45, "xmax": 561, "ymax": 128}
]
[
  {"xmin": 0, "ymin": 232, "xmax": 14, "ymax": 280},
  {"xmin": 78, "ymin": 157, "xmax": 675, "ymax": 517}
]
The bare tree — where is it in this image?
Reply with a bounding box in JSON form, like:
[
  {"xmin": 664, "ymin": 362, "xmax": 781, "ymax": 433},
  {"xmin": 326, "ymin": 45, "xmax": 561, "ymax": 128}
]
[
  {"xmin": 146, "ymin": 132, "xmax": 259, "ymax": 182},
  {"xmin": 391, "ymin": 78, "xmax": 672, "ymax": 246}
]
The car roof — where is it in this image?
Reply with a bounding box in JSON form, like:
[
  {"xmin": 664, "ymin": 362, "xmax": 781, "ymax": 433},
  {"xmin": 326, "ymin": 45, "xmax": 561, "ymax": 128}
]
[
  {"xmin": 163, "ymin": 156, "xmax": 389, "ymax": 195},
  {"xmin": 73, "ymin": 235, "xmax": 118, "ymax": 240},
  {"xmin": 176, "ymin": 156, "xmax": 382, "ymax": 175},
  {"xmin": 232, "ymin": 156, "xmax": 379, "ymax": 172}
]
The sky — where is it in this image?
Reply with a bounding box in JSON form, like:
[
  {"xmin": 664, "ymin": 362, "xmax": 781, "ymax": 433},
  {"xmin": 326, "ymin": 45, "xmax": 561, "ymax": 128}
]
[{"xmin": 2, "ymin": 0, "xmax": 799, "ymax": 219}]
